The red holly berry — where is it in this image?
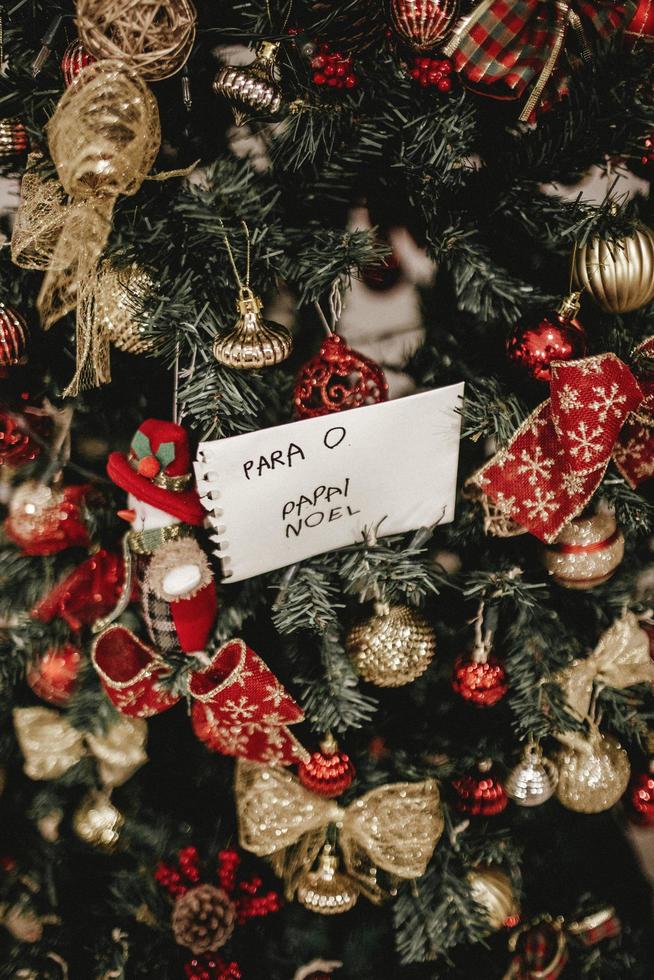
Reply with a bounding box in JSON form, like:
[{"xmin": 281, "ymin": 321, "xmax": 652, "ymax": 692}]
[
  {"xmin": 311, "ymin": 42, "xmax": 358, "ymax": 90},
  {"xmin": 298, "ymin": 735, "xmax": 356, "ymax": 797},
  {"xmin": 407, "ymin": 55, "xmax": 455, "ymax": 91}
]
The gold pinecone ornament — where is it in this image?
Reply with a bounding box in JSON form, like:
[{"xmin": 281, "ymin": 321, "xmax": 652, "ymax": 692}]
[
  {"xmin": 505, "ymin": 744, "xmax": 558, "ymax": 807},
  {"xmin": 171, "ymin": 884, "xmax": 236, "ymax": 953},
  {"xmin": 555, "ymin": 732, "xmax": 630, "ymax": 814},
  {"xmin": 296, "ymin": 845, "xmax": 359, "ymax": 915},
  {"xmin": 468, "ymin": 866, "xmax": 519, "ymax": 932},
  {"xmin": 572, "ymin": 225, "xmax": 654, "ymax": 313},
  {"xmin": 94, "ymin": 259, "xmax": 155, "ymax": 354},
  {"xmin": 213, "ymin": 286, "xmax": 292, "ymax": 369},
  {"xmin": 346, "ymin": 602, "xmax": 436, "ymax": 687},
  {"xmin": 213, "ymin": 42, "xmax": 283, "ymax": 126},
  {"xmin": 73, "ymin": 790, "xmax": 124, "ymax": 851}
]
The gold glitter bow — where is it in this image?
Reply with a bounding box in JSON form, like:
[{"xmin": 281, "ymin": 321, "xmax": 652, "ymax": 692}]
[
  {"xmin": 13, "ymin": 706, "xmax": 147, "ymax": 787},
  {"xmin": 235, "ymin": 760, "xmax": 443, "ymax": 903},
  {"xmin": 556, "ymin": 612, "xmax": 654, "ymax": 722},
  {"xmin": 11, "ymin": 60, "xmax": 161, "ymax": 396}
]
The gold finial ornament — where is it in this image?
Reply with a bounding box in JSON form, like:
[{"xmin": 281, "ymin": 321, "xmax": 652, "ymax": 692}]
[
  {"xmin": 213, "ymin": 42, "xmax": 283, "ymax": 126},
  {"xmin": 213, "ymin": 286, "xmax": 292, "ymax": 369}
]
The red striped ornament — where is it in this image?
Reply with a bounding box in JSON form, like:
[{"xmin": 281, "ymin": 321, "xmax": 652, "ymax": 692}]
[
  {"xmin": 61, "ymin": 39, "xmax": 96, "ymax": 87},
  {"xmin": 390, "ymin": 0, "xmax": 458, "ymax": 50},
  {"xmin": 0, "ymin": 305, "xmax": 29, "ymax": 370},
  {"xmin": 0, "ymin": 120, "xmax": 28, "ymax": 161}
]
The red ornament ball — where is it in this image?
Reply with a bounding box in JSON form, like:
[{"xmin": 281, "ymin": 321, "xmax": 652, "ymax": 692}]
[
  {"xmin": 453, "ymin": 765, "xmax": 508, "ymax": 816},
  {"xmin": 625, "ymin": 0, "xmax": 654, "ymax": 44},
  {"xmin": 0, "ymin": 403, "xmax": 52, "ymax": 468},
  {"xmin": 27, "ymin": 644, "xmax": 81, "ymax": 706},
  {"xmin": 390, "ymin": 0, "xmax": 457, "ymax": 49},
  {"xmin": 61, "ymin": 39, "xmax": 96, "ymax": 87},
  {"xmin": 294, "ymin": 333, "xmax": 388, "ymax": 419},
  {"xmin": 626, "ymin": 769, "xmax": 654, "ymax": 827},
  {"xmin": 298, "ymin": 736, "xmax": 355, "ymax": 797},
  {"xmin": 4, "ymin": 482, "xmax": 90, "ymax": 556},
  {"xmin": 0, "ymin": 305, "xmax": 29, "ymax": 372},
  {"xmin": 452, "ymin": 654, "xmax": 508, "ymax": 707},
  {"xmin": 506, "ymin": 296, "xmax": 587, "ymax": 383},
  {"xmin": 310, "ymin": 43, "xmax": 358, "ymax": 89},
  {"xmin": 408, "ymin": 55, "xmax": 453, "ymax": 92}
]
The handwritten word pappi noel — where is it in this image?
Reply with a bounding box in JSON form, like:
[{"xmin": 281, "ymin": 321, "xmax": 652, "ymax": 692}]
[{"xmin": 283, "ymin": 478, "xmax": 361, "ymax": 539}]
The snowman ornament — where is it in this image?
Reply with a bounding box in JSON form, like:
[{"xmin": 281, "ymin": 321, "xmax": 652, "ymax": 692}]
[{"xmin": 94, "ymin": 419, "xmax": 217, "ymax": 657}]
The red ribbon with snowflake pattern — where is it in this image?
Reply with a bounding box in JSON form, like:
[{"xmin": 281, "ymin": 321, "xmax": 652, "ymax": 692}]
[{"xmin": 469, "ymin": 343, "xmax": 654, "ymax": 543}]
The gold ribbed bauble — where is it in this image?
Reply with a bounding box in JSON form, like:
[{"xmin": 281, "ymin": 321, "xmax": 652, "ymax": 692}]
[
  {"xmin": 296, "ymin": 846, "xmax": 359, "ymax": 915},
  {"xmin": 572, "ymin": 225, "xmax": 654, "ymax": 313},
  {"xmin": 213, "ymin": 42, "xmax": 283, "ymax": 126},
  {"xmin": 213, "ymin": 286, "xmax": 292, "ymax": 369},
  {"xmin": 555, "ymin": 732, "xmax": 630, "ymax": 814},
  {"xmin": 94, "ymin": 259, "xmax": 155, "ymax": 354},
  {"xmin": 468, "ymin": 865, "xmax": 519, "ymax": 932},
  {"xmin": 73, "ymin": 790, "xmax": 124, "ymax": 851},
  {"xmin": 505, "ymin": 744, "xmax": 558, "ymax": 807},
  {"xmin": 346, "ymin": 602, "xmax": 436, "ymax": 687},
  {"xmin": 542, "ymin": 512, "xmax": 624, "ymax": 590},
  {"xmin": 0, "ymin": 119, "xmax": 28, "ymax": 161}
]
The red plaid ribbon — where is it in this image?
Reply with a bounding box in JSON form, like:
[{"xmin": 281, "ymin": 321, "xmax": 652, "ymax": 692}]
[
  {"xmin": 469, "ymin": 343, "xmax": 654, "ymax": 542},
  {"xmin": 505, "ymin": 909, "xmax": 621, "ymax": 979},
  {"xmin": 444, "ymin": 0, "xmax": 636, "ymax": 119}
]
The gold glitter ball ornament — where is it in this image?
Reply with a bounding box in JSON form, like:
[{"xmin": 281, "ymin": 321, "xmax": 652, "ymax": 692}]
[
  {"xmin": 572, "ymin": 225, "xmax": 654, "ymax": 313},
  {"xmin": 468, "ymin": 865, "xmax": 519, "ymax": 932},
  {"xmin": 542, "ymin": 512, "xmax": 624, "ymax": 590},
  {"xmin": 73, "ymin": 790, "xmax": 124, "ymax": 851},
  {"xmin": 505, "ymin": 744, "xmax": 558, "ymax": 807},
  {"xmin": 213, "ymin": 42, "xmax": 283, "ymax": 126},
  {"xmin": 296, "ymin": 846, "xmax": 359, "ymax": 915},
  {"xmin": 213, "ymin": 286, "xmax": 292, "ymax": 370},
  {"xmin": 346, "ymin": 602, "xmax": 436, "ymax": 687},
  {"xmin": 77, "ymin": 0, "xmax": 197, "ymax": 81},
  {"xmin": 94, "ymin": 259, "xmax": 155, "ymax": 354},
  {"xmin": 555, "ymin": 732, "xmax": 630, "ymax": 814}
]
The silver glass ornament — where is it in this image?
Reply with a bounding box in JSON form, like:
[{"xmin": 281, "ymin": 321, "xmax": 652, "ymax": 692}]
[{"xmin": 506, "ymin": 744, "xmax": 558, "ymax": 807}]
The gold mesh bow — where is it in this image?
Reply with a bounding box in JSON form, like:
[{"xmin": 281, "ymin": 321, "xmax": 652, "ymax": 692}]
[
  {"xmin": 13, "ymin": 706, "xmax": 147, "ymax": 787},
  {"xmin": 556, "ymin": 612, "xmax": 654, "ymax": 722},
  {"xmin": 11, "ymin": 60, "xmax": 160, "ymax": 396},
  {"xmin": 235, "ymin": 760, "xmax": 443, "ymax": 903}
]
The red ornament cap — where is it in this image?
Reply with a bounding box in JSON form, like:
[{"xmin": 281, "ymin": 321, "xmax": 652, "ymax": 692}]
[
  {"xmin": 453, "ymin": 762, "xmax": 508, "ymax": 816},
  {"xmin": 298, "ymin": 734, "xmax": 356, "ymax": 797},
  {"xmin": 452, "ymin": 653, "xmax": 508, "ymax": 707},
  {"xmin": 27, "ymin": 644, "xmax": 81, "ymax": 706},
  {"xmin": 506, "ymin": 293, "xmax": 587, "ymax": 383},
  {"xmin": 293, "ymin": 333, "xmax": 388, "ymax": 419}
]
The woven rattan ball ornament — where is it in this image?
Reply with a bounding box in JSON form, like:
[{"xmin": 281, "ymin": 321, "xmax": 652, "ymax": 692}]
[
  {"xmin": 555, "ymin": 732, "xmax": 630, "ymax": 813},
  {"xmin": 213, "ymin": 42, "xmax": 283, "ymax": 126},
  {"xmin": 77, "ymin": 0, "xmax": 197, "ymax": 81},
  {"xmin": 61, "ymin": 38, "xmax": 96, "ymax": 86},
  {"xmin": 73, "ymin": 790, "xmax": 124, "ymax": 851},
  {"xmin": 0, "ymin": 119, "xmax": 28, "ymax": 161},
  {"xmin": 0, "ymin": 305, "xmax": 29, "ymax": 370},
  {"xmin": 346, "ymin": 602, "xmax": 435, "ymax": 687},
  {"xmin": 213, "ymin": 286, "xmax": 292, "ymax": 370},
  {"xmin": 94, "ymin": 260, "xmax": 155, "ymax": 354},
  {"xmin": 505, "ymin": 744, "xmax": 558, "ymax": 807},
  {"xmin": 296, "ymin": 846, "xmax": 359, "ymax": 915},
  {"xmin": 572, "ymin": 225, "xmax": 654, "ymax": 313},
  {"xmin": 542, "ymin": 512, "xmax": 624, "ymax": 589},
  {"xmin": 468, "ymin": 866, "xmax": 519, "ymax": 932}
]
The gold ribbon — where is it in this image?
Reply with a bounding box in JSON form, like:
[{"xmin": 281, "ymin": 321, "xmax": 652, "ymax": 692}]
[
  {"xmin": 556, "ymin": 612, "xmax": 654, "ymax": 722},
  {"xmin": 12, "ymin": 60, "xmax": 161, "ymax": 396},
  {"xmin": 235, "ymin": 760, "xmax": 443, "ymax": 903},
  {"xmin": 13, "ymin": 706, "xmax": 147, "ymax": 787}
]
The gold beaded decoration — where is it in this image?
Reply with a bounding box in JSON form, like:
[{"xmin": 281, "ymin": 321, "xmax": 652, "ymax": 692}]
[
  {"xmin": 555, "ymin": 732, "xmax": 630, "ymax": 814},
  {"xmin": 94, "ymin": 259, "xmax": 155, "ymax": 354},
  {"xmin": 346, "ymin": 602, "xmax": 436, "ymax": 687},
  {"xmin": 296, "ymin": 845, "xmax": 360, "ymax": 915}
]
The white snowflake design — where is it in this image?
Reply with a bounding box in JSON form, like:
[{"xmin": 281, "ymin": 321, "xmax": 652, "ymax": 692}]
[
  {"xmin": 523, "ymin": 487, "xmax": 559, "ymax": 522},
  {"xmin": 263, "ymin": 683, "xmax": 288, "ymax": 708},
  {"xmin": 223, "ymin": 696, "xmax": 256, "ymax": 720},
  {"xmin": 516, "ymin": 447, "xmax": 554, "ymax": 486},
  {"xmin": 589, "ymin": 383, "xmax": 627, "ymax": 422},
  {"xmin": 561, "ymin": 470, "xmax": 586, "ymax": 497},
  {"xmin": 577, "ymin": 359, "xmax": 604, "ymax": 376},
  {"xmin": 568, "ymin": 421, "xmax": 604, "ymax": 462},
  {"xmin": 558, "ymin": 384, "xmax": 582, "ymax": 413},
  {"xmin": 493, "ymin": 492, "xmax": 516, "ymax": 516},
  {"xmin": 524, "ymin": 413, "xmax": 549, "ymax": 438}
]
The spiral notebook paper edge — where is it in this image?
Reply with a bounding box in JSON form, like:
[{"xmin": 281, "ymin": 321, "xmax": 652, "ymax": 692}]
[{"xmin": 193, "ymin": 450, "xmax": 233, "ymax": 580}]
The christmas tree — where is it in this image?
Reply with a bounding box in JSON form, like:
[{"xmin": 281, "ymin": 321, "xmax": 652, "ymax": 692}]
[{"xmin": 1, "ymin": 1, "xmax": 654, "ymax": 977}]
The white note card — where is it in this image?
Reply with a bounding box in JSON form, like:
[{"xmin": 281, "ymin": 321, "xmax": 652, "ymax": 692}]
[{"xmin": 194, "ymin": 383, "xmax": 464, "ymax": 582}]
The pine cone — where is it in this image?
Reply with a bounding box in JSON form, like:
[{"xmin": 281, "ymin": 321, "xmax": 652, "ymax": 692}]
[{"xmin": 171, "ymin": 884, "xmax": 236, "ymax": 955}]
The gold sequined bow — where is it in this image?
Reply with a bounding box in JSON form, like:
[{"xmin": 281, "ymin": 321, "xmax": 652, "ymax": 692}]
[
  {"xmin": 556, "ymin": 612, "xmax": 654, "ymax": 722},
  {"xmin": 11, "ymin": 60, "xmax": 161, "ymax": 396},
  {"xmin": 13, "ymin": 706, "xmax": 147, "ymax": 787},
  {"xmin": 235, "ymin": 760, "xmax": 443, "ymax": 903}
]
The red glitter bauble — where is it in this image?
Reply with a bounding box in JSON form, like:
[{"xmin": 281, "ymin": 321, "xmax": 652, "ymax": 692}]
[
  {"xmin": 625, "ymin": 0, "xmax": 654, "ymax": 44},
  {"xmin": 453, "ymin": 765, "xmax": 508, "ymax": 816},
  {"xmin": 27, "ymin": 644, "xmax": 81, "ymax": 706},
  {"xmin": 0, "ymin": 305, "xmax": 29, "ymax": 372},
  {"xmin": 390, "ymin": 0, "xmax": 457, "ymax": 49},
  {"xmin": 293, "ymin": 333, "xmax": 388, "ymax": 419},
  {"xmin": 4, "ymin": 482, "xmax": 90, "ymax": 556},
  {"xmin": 625, "ymin": 769, "xmax": 654, "ymax": 827},
  {"xmin": 506, "ymin": 296, "xmax": 587, "ymax": 383},
  {"xmin": 298, "ymin": 736, "xmax": 355, "ymax": 797},
  {"xmin": 61, "ymin": 39, "xmax": 96, "ymax": 87},
  {"xmin": 0, "ymin": 403, "xmax": 52, "ymax": 468},
  {"xmin": 452, "ymin": 654, "xmax": 508, "ymax": 707}
]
